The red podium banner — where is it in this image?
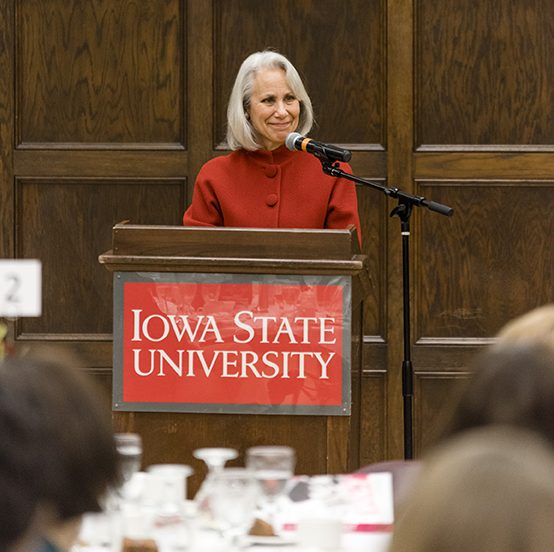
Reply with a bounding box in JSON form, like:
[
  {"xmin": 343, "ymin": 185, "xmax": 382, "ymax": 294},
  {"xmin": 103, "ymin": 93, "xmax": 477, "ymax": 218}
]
[{"xmin": 113, "ymin": 272, "xmax": 352, "ymax": 415}]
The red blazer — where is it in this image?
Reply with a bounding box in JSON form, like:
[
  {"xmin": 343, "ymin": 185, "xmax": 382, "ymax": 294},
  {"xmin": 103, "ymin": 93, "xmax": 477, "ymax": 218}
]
[{"xmin": 183, "ymin": 146, "xmax": 362, "ymax": 244}]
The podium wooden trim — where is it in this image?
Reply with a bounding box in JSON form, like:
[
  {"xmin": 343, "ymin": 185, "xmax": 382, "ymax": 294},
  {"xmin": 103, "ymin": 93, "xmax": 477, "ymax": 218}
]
[{"xmin": 100, "ymin": 223, "xmax": 371, "ymax": 478}]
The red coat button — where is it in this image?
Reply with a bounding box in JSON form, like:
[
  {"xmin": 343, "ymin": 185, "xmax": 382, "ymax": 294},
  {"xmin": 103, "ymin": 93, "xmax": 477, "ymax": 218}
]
[
  {"xmin": 266, "ymin": 194, "xmax": 278, "ymax": 206},
  {"xmin": 264, "ymin": 166, "xmax": 278, "ymax": 178}
]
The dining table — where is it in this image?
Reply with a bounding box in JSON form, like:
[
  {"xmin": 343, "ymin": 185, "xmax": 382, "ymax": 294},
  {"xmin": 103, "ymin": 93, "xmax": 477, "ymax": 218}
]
[
  {"xmin": 75, "ymin": 512, "xmax": 392, "ymax": 552},
  {"xmin": 74, "ymin": 470, "xmax": 394, "ymax": 552}
]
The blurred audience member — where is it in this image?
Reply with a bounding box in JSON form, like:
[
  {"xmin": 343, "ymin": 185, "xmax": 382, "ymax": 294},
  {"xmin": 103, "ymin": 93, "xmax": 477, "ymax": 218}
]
[
  {"xmin": 0, "ymin": 347, "xmax": 119, "ymax": 552},
  {"xmin": 496, "ymin": 303, "xmax": 554, "ymax": 347},
  {"xmin": 389, "ymin": 426, "xmax": 554, "ymax": 552},
  {"xmin": 436, "ymin": 341, "xmax": 554, "ymax": 446},
  {"xmin": 433, "ymin": 304, "xmax": 554, "ymax": 447}
]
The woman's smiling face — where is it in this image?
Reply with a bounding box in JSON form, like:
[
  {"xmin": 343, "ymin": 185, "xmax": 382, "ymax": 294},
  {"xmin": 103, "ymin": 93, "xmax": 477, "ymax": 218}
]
[{"xmin": 247, "ymin": 68, "xmax": 300, "ymax": 150}]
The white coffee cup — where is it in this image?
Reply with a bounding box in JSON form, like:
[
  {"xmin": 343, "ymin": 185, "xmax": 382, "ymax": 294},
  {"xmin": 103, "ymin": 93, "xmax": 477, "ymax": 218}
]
[{"xmin": 296, "ymin": 517, "xmax": 343, "ymax": 550}]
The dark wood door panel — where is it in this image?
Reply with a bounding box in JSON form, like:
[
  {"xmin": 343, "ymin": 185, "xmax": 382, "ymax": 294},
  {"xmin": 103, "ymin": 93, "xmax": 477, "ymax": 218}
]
[
  {"xmin": 17, "ymin": 178, "xmax": 185, "ymax": 336},
  {"xmin": 17, "ymin": 0, "xmax": 185, "ymax": 147},
  {"xmin": 414, "ymin": 371, "xmax": 469, "ymax": 453},
  {"xmin": 416, "ymin": 0, "xmax": 554, "ymax": 146},
  {"xmin": 414, "ymin": 180, "xmax": 554, "ymax": 338},
  {"xmin": 359, "ymin": 370, "xmax": 388, "ymax": 465},
  {"xmin": 357, "ymin": 186, "xmax": 387, "ymax": 337}
]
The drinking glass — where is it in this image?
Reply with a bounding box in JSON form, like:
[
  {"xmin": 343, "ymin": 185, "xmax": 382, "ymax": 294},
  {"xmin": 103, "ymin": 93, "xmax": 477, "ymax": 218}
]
[
  {"xmin": 193, "ymin": 447, "xmax": 238, "ymax": 473},
  {"xmin": 208, "ymin": 468, "xmax": 259, "ymax": 551},
  {"xmin": 114, "ymin": 433, "xmax": 143, "ymax": 502},
  {"xmin": 193, "ymin": 447, "xmax": 238, "ymax": 516},
  {"xmin": 246, "ymin": 446, "xmax": 296, "ymax": 532},
  {"xmin": 146, "ymin": 463, "xmax": 193, "ymax": 509},
  {"xmin": 144, "ymin": 464, "xmax": 194, "ymax": 551}
]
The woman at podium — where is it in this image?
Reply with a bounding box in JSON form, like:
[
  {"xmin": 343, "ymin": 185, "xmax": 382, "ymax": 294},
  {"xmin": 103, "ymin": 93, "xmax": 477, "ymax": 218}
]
[{"xmin": 183, "ymin": 50, "xmax": 361, "ymax": 243}]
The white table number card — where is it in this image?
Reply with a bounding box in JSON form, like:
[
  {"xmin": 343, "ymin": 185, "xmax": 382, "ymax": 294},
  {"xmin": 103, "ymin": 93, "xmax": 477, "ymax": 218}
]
[
  {"xmin": 285, "ymin": 472, "xmax": 394, "ymax": 534},
  {"xmin": 0, "ymin": 260, "xmax": 42, "ymax": 317},
  {"xmin": 337, "ymin": 472, "xmax": 394, "ymax": 531}
]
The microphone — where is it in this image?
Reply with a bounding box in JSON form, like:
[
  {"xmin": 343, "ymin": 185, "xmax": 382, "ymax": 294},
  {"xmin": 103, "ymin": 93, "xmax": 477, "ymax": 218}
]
[{"xmin": 286, "ymin": 132, "xmax": 352, "ymax": 163}]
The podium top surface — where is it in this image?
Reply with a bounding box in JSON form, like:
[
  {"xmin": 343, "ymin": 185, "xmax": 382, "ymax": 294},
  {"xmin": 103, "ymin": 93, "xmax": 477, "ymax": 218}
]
[
  {"xmin": 98, "ymin": 223, "xmax": 369, "ymax": 283},
  {"xmin": 99, "ymin": 223, "xmax": 371, "ymax": 296},
  {"xmin": 103, "ymin": 223, "xmax": 361, "ymax": 259}
]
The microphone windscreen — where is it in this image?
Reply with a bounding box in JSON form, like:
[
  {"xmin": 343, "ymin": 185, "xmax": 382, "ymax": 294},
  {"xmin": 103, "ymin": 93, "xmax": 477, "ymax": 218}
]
[{"xmin": 285, "ymin": 132, "xmax": 302, "ymax": 151}]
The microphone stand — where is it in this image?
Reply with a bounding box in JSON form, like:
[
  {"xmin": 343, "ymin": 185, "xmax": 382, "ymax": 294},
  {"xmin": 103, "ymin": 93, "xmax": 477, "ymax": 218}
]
[{"xmin": 319, "ymin": 159, "xmax": 453, "ymax": 460}]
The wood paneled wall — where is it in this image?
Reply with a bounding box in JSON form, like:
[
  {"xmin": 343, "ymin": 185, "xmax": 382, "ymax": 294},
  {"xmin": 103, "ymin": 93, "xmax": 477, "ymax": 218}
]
[{"xmin": 1, "ymin": 0, "xmax": 553, "ymax": 491}]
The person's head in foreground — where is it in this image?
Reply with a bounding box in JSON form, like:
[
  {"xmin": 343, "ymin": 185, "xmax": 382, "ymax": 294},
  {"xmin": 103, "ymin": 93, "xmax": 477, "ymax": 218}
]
[
  {"xmin": 496, "ymin": 303, "xmax": 554, "ymax": 348},
  {"xmin": 226, "ymin": 50, "xmax": 314, "ymax": 151},
  {"xmin": 0, "ymin": 347, "xmax": 119, "ymax": 552},
  {"xmin": 437, "ymin": 340, "xmax": 554, "ymax": 446},
  {"xmin": 435, "ymin": 304, "xmax": 554, "ymax": 448},
  {"xmin": 389, "ymin": 426, "xmax": 554, "ymax": 552}
]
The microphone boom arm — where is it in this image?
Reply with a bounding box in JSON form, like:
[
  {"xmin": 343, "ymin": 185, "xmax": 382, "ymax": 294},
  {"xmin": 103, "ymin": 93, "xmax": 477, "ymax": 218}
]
[{"xmin": 320, "ymin": 160, "xmax": 453, "ymax": 217}]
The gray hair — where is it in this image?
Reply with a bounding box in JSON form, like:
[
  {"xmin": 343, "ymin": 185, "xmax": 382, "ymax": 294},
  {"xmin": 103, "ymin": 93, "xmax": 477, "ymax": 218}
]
[{"xmin": 226, "ymin": 50, "xmax": 314, "ymax": 151}]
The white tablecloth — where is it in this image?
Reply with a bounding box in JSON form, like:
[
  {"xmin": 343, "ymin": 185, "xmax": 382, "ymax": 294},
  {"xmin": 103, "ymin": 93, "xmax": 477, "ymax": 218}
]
[{"xmin": 75, "ymin": 512, "xmax": 391, "ymax": 552}]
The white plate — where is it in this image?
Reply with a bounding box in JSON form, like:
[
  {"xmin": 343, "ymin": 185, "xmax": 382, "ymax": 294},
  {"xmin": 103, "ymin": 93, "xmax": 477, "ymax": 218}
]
[{"xmin": 245, "ymin": 534, "xmax": 297, "ymax": 546}]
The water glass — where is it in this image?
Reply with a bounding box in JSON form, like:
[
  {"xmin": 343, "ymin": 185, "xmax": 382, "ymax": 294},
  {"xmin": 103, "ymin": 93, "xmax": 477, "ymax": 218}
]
[
  {"xmin": 113, "ymin": 433, "xmax": 143, "ymax": 506},
  {"xmin": 193, "ymin": 447, "xmax": 238, "ymax": 517},
  {"xmin": 246, "ymin": 446, "xmax": 296, "ymax": 532},
  {"xmin": 145, "ymin": 464, "xmax": 193, "ymax": 511},
  {"xmin": 115, "ymin": 433, "xmax": 143, "ymax": 484},
  {"xmin": 144, "ymin": 464, "xmax": 194, "ymax": 551},
  {"xmin": 208, "ymin": 468, "xmax": 259, "ymax": 550}
]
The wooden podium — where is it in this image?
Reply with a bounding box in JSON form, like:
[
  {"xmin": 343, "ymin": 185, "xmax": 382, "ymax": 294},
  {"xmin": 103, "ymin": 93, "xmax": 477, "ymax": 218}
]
[{"xmin": 100, "ymin": 223, "xmax": 370, "ymax": 490}]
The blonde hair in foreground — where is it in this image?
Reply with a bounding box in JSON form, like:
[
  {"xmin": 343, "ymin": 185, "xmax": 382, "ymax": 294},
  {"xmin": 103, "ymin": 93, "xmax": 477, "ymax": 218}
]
[
  {"xmin": 496, "ymin": 303, "xmax": 554, "ymax": 348},
  {"xmin": 389, "ymin": 426, "xmax": 554, "ymax": 552}
]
